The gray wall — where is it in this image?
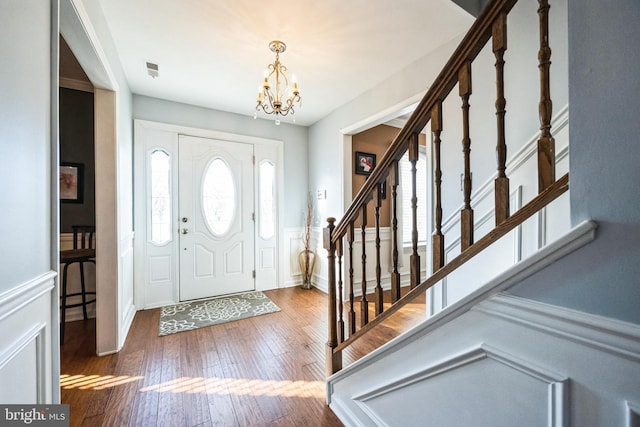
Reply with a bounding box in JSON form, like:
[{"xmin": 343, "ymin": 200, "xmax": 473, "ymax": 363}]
[
  {"xmin": 308, "ymin": 34, "xmax": 470, "ymax": 226},
  {"xmin": 508, "ymin": 0, "xmax": 640, "ymax": 324},
  {"xmin": 132, "ymin": 95, "xmax": 309, "ymax": 227},
  {"xmin": 0, "ymin": 0, "xmax": 54, "ymax": 290},
  {"xmin": 60, "ymin": 88, "xmax": 95, "ymax": 231}
]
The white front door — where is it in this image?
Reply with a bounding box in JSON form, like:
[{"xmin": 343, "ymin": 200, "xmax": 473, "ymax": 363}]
[{"xmin": 178, "ymin": 135, "xmax": 255, "ymax": 301}]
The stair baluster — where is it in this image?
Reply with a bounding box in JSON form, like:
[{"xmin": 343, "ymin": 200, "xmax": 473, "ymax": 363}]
[
  {"xmin": 460, "ymin": 60, "xmax": 474, "ymax": 251},
  {"xmin": 374, "ymin": 184, "xmax": 384, "ymax": 315},
  {"xmin": 347, "ymin": 223, "xmax": 356, "ymax": 335},
  {"xmin": 360, "ymin": 205, "xmax": 369, "ymax": 326},
  {"xmin": 337, "ymin": 237, "xmax": 345, "ymax": 343},
  {"xmin": 432, "ymin": 101, "xmax": 445, "ymax": 271},
  {"xmin": 408, "ymin": 134, "xmax": 421, "ymax": 288},
  {"xmin": 389, "ymin": 162, "xmax": 401, "ymax": 302},
  {"xmin": 537, "ymin": 0, "xmax": 555, "ymax": 192},
  {"xmin": 493, "ymin": 12, "xmax": 510, "ymax": 224}
]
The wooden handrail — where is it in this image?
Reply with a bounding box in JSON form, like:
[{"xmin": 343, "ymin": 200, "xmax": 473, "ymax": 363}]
[{"xmin": 332, "ymin": 0, "xmax": 518, "ymax": 242}]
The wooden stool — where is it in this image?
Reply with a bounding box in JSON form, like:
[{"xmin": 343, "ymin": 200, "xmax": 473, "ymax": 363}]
[{"xmin": 60, "ymin": 226, "xmax": 96, "ymax": 344}]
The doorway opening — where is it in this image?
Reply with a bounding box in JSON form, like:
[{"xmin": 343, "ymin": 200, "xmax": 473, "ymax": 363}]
[{"xmin": 58, "ymin": 35, "xmax": 96, "ymax": 344}]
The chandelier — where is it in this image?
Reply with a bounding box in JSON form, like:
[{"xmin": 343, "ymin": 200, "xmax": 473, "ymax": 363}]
[{"xmin": 255, "ymin": 40, "xmax": 301, "ymax": 124}]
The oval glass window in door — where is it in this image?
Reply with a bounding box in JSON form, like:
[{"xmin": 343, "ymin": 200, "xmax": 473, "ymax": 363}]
[{"xmin": 202, "ymin": 158, "xmax": 236, "ymax": 236}]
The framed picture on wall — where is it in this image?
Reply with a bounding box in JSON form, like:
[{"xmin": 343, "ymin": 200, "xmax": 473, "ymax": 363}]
[
  {"xmin": 355, "ymin": 151, "xmax": 376, "ymax": 176},
  {"xmin": 60, "ymin": 162, "xmax": 84, "ymax": 203}
]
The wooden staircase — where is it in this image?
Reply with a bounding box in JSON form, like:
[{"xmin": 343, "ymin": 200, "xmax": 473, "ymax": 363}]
[{"xmin": 323, "ymin": 0, "xmax": 568, "ymax": 376}]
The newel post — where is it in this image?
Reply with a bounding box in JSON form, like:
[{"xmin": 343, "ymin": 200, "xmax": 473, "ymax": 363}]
[{"xmin": 324, "ymin": 217, "xmax": 342, "ymax": 376}]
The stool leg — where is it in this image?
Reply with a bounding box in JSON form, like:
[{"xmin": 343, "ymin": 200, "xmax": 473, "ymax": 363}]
[
  {"xmin": 61, "ymin": 262, "xmax": 70, "ymax": 344},
  {"xmin": 79, "ymin": 261, "xmax": 88, "ymax": 320}
]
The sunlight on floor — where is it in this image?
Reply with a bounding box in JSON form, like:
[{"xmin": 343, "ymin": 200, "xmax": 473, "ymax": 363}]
[
  {"xmin": 60, "ymin": 374, "xmax": 325, "ymax": 398},
  {"xmin": 60, "ymin": 374, "xmax": 144, "ymax": 390},
  {"xmin": 139, "ymin": 377, "xmax": 325, "ymax": 398}
]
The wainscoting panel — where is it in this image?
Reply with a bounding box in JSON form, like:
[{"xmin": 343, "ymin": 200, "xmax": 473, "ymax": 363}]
[
  {"xmin": 118, "ymin": 236, "xmax": 136, "ymax": 351},
  {"xmin": 327, "ymin": 222, "xmax": 639, "ymax": 427},
  {"xmin": 310, "ymin": 227, "xmax": 427, "ymax": 296},
  {"xmin": 284, "ymin": 227, "xmax": 309, "ymax": 288},
  {"xmin": 353, "ymin": 345, "xmax": 568, "ymax": 427},
  {"xmin": 329, "ymin": 291, "xmax": 639, "ymax": 427},
  {"xmin": 0, "ymin": 272, "xmax": 55, "ymax": 404}
]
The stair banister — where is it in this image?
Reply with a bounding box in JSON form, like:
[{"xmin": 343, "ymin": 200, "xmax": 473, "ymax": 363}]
[
  {"xmin": 325, "ymin": 0, "xmax": 563, "ymax": 377},
  {"xmin": 331, "ymin": 0, "xmax": 518, "ymax": 240}
]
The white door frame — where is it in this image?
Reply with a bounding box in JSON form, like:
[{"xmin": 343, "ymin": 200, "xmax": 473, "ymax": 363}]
[
  {"xmin": 133, "ymin": 120, "xmax": 284, "ymax": 309},
  {"xmin": 60, "ymin": 0, "xmax": 124, "ymax": 355}
]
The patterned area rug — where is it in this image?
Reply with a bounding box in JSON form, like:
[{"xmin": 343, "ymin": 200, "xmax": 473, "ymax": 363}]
[{"xmin": 159, "ymin": 291, "xmax": 280, "ymax": 336}]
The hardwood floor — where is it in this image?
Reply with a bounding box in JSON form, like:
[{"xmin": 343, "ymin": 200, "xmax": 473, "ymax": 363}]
[{"xmin": 60, "ymin": 286, "xmax": 425, "ymax": 426}]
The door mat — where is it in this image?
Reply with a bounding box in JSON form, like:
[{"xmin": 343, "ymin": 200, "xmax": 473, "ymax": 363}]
[{"xmin": 159, "ymin": 291, "xmax": 280, "ymax": 336}]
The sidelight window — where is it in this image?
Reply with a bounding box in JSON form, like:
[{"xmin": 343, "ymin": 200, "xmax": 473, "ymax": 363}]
[
  {"xmin": 150, "ymin": 149, "xmax": 172, "ymax": 245},
  {"xmin": 259, "ymin": 160, "xmax": 276, "ymax": 240}
]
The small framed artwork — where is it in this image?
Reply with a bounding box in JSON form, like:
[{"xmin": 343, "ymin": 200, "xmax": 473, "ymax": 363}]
[
  {"xmin": 355, "ymin": 151, "xmax": 376, "ymax": 176},
  {"xmin": 60, "ymin": 162, "xmax": 84, "ymax": 203}
]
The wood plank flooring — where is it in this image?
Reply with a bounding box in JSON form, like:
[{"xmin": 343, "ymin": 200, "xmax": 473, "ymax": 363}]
[{"xmin": 60, "ymin": 286, "xmax": 425, "ymax": 426}]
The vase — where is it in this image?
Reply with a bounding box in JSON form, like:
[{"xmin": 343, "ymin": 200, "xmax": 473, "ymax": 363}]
[{"xmin": 298, "ymin": 249, "xmax": 317, "ymax": 289}]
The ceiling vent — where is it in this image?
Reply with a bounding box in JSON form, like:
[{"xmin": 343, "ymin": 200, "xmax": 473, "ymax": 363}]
[{"xmin": 146, "ymin": 62, "xmax": 159, "ymax": 79}]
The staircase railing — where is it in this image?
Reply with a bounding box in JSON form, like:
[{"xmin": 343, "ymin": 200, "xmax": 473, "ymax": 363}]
[{"xmin": 324, "ymin": 0, "xmax": 568, "ymax": 375}]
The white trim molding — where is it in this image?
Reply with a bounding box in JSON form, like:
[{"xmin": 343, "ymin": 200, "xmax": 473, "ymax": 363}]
[
  {"xmin": 0, "ymin": 272, "xmax": 56, "ymax": 404},
  {"xmin": 476, "ymin": 293, "xmax": 640, "ymax": 363},
  {"xmin": 352, "ymin": 345, "xmax": 568, "ymax": 427},
  {"xmin": 0, "ymin": 323, "xmax": 48, "ymax": 403},
  {"xmin": 328, "ymin": 233, "xmax": 640, "ymax": 426},
  {"xmin": 134, "ymin": 120, "xmax": 286, "ymax": 308},
  {"xmin": 326, "ymin": 221, "xmax": 632, "ymax": 427},
  {"xmin": 0, "ymin": 271, "xmax": 56, "ymax": 322},
  {"xmin": 626, "ymin": 401, "xmax": 640, "ymax": 427}
]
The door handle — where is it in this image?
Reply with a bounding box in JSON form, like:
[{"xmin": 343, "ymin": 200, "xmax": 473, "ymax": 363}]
[{"xmin": 181, "ymin": 228, "xmax": 189, "ymax": 234}]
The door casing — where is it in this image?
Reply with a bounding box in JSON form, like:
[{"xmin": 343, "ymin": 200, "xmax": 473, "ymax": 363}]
[{"xmin": 133, "ymin": 120, "xmax": 284, "ymax": 309}]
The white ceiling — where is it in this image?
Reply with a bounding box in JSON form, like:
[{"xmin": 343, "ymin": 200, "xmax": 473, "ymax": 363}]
[{"xmin": 98, "ymin": 0, "xmax": 473, "ymax": 126}]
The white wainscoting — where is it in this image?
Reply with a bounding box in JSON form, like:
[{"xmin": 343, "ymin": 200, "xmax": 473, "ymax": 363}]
[
  {"xmin": 0, "ymin": 272, "xmax": 56, "ymax": 404},
  {"xmin": 118, "ymin": 233, "xmax": 136, "ymax": 351},
  {"xmin": 329, "ymin": 283, "xmax": 639, "ymax": 426},
  {"xmin": 304, "ymin": 226, "xmax": 427, "ymax": 297},
  {"xmin": 284, "ymin": 227, "xmax": 322, "ymax": 289},
  {"xmin": 326, "ymin": 222, "xmax": 636, "ymax": 427}
]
